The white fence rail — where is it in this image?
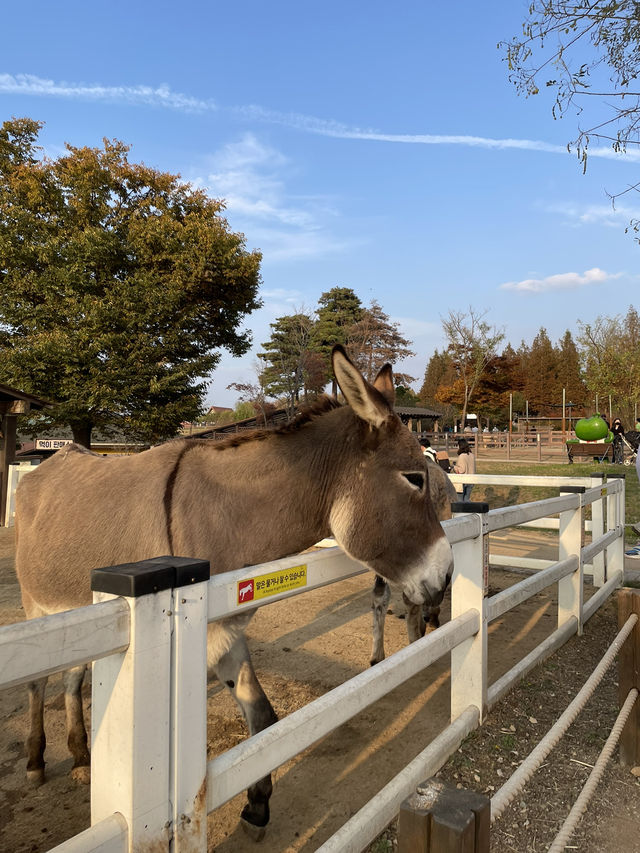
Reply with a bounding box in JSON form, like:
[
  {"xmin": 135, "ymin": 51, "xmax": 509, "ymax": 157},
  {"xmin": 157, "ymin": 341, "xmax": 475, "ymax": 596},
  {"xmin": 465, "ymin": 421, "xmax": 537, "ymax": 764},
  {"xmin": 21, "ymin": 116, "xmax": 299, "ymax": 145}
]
[{"xmin": 0, "ymin": 475, "xmax": 626, "ymax": 853}]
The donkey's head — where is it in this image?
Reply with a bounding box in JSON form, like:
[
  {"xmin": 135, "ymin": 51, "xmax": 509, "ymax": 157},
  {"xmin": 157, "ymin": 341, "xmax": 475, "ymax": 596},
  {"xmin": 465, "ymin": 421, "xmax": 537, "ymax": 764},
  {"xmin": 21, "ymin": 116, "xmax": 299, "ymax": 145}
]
[{"xmin": 329, "ymin": 346, "xmax": 453, "ymax": 607}]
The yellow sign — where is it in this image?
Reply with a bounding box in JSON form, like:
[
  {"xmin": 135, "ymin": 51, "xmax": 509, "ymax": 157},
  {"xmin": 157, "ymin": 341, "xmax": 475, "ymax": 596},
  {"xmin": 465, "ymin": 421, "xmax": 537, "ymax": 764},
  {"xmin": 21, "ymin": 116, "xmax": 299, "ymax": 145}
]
[{"xmin": 237, "ymin": 564, "xmax": 307, "ymax": 604}]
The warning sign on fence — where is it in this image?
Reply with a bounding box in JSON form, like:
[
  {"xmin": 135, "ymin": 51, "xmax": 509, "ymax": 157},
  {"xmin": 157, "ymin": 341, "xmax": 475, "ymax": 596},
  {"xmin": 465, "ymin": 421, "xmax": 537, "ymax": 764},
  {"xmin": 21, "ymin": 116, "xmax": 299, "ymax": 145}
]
[{"xmin": 237, "ymin": 564, "xmax": 307, "ymax": 604}]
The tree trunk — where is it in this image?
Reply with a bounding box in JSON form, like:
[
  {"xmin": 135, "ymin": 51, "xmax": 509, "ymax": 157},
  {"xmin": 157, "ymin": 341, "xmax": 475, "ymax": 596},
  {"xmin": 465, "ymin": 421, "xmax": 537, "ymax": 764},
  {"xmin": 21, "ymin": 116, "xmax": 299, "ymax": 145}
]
[{"xmin": 71, "ymin": 423, "xmax": 92, "ymax": 448}]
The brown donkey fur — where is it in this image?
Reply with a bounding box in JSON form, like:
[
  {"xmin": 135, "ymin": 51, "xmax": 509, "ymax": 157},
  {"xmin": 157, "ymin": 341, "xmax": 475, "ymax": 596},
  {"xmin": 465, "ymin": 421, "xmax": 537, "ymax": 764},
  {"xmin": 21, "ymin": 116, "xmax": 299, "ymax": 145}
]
[{"xmin": 14, "ymin": 346, "xmax": 453, "ymax": 837}]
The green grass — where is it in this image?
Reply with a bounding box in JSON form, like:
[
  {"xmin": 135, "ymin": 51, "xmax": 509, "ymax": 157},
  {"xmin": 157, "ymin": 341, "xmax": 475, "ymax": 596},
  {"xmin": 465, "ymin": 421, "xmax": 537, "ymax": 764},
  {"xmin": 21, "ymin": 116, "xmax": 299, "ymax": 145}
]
[{"xmin": 473, "ymin": 460, "xmax": 640, "ymax": 547}]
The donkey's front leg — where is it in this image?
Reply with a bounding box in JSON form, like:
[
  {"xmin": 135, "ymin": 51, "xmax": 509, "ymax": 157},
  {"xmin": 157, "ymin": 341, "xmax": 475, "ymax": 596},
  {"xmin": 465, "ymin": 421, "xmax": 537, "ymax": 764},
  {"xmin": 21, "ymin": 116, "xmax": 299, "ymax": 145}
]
[
  {"xmin": 370, "ymin": 575, "xmax": 391, "ymax": 665},
  {"xmin": 213, "ymin": 632, "xmax": 278, "ymax": 840},
  {"xmin": 402, "ymin": 592, "xmax": 426, "ymax": 644},
  {"xmin": 423, "ymin": 605, "xmax": 441, "ymax": 633}
]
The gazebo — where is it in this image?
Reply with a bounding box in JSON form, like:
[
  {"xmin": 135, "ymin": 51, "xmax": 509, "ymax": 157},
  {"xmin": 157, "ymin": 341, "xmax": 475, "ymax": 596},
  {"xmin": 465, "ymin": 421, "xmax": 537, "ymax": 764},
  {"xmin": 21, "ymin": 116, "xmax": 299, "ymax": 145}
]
[
  {"xmin": 0, "ymin": 384, "xmax": 49, "ymax": 525},
  {"xmin": 394, "ymin": 405, "xmax": 443, "ymax": 434}
]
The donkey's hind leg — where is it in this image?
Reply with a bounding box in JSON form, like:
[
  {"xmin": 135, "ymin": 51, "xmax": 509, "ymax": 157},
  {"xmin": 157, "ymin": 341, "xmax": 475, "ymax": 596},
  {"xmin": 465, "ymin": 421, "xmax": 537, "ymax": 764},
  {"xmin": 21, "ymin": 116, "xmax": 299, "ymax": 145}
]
[
  {"xmin": 64, "ymin": 664, "xmax": 90, "ymax": 784},
  {"xmin": 26, "ymin": 676, "xmax": 47, "ymax": 785},
  {"xmin": 370, "ymin": 575, "xmax": 391, "ymax": 665},
  {"xmin": 213, "ymin": 632, "xmax": 278, "ymax": 840}
]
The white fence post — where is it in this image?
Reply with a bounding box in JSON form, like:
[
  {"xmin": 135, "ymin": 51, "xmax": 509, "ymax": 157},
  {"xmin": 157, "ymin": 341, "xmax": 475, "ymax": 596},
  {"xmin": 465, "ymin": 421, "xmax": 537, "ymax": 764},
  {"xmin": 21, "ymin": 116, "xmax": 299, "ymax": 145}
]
[
  {"xmin": 90, "ymin": 556, "xmax": 209, "ymax": 853},
  {"xmin": 450, "ymin": 502, "xmax": 489, "ymax": 723},
  {"xmin": 171, "ymin": 571, "xmax": 209, "ymax": 853},
  {"xmin": 558, "ymin": 488, "xmax": 583, "ymax": 635},
  {"xmin": 4, "ymin": 461, "xmax": 35, "ymax": 527},
  {"xmin": 590, "ymin": 473, "xmax": 606, "ymax": 586},
  {"xmin": 607, "ymin": 475, "xmax": 625, "ymax": 581}
]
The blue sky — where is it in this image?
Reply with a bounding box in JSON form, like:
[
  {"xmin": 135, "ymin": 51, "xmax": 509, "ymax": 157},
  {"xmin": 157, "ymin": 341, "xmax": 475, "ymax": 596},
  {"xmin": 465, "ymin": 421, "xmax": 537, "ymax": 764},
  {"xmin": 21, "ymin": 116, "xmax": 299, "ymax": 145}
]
[{"xmin": 2, "ymin": 2, "xmax": 638, "ymax": 407}]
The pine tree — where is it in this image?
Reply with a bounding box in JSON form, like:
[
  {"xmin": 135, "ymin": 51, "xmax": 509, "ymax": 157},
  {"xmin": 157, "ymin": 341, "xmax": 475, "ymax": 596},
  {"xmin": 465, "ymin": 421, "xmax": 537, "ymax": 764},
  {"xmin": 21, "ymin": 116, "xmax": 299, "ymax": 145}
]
[{"xmin": 310, "ymin": 287, "xmax": 364, "ymax": 394}]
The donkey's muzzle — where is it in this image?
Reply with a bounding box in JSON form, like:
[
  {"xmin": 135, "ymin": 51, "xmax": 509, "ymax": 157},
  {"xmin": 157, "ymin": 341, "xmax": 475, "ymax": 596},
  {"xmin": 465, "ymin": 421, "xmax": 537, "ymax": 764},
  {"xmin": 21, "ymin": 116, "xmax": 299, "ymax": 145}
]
[{"xmin": 402, "ymin": 537, "xmax": 453, "ymax": 606}]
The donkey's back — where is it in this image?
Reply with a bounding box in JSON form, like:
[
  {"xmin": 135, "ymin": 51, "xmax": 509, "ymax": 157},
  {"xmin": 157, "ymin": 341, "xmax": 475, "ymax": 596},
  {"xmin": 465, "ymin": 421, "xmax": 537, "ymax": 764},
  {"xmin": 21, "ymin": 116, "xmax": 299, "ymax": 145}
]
[{"xmin": 15, "ymin": 442, "xmax": 183, "ymax": 617}]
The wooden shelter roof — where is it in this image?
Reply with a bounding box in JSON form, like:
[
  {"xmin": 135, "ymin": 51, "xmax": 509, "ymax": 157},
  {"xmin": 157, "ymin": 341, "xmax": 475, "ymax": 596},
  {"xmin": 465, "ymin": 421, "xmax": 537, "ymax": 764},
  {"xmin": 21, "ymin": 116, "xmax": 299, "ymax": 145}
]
[
  {"xmin": 394, "ymin": 406, "xmax": 442, "ymax": 419},
  {"xmin": 0, "ymin": 383, "xmax": 50, "ymax": 410}
]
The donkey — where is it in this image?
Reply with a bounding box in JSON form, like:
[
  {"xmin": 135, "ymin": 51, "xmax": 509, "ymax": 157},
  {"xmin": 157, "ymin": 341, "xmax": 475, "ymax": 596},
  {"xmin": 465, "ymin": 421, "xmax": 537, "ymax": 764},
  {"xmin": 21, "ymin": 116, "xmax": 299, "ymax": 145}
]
[
  {"xmin": 369, "ymin": 460, "xmax": 458, "ymax": 665},
  {"xmin": 14, "ymin": 345, "xmax": 453, "ymax": 839}
]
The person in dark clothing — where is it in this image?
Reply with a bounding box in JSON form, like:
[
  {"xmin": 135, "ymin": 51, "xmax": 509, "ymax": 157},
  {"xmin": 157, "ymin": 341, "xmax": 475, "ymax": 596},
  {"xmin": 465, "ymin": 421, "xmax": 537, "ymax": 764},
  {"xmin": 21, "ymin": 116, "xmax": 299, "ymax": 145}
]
[
  {"xmin": 419, "ymin": 438, "xmax": 438, "ymax": 464},
  {"xmin": 612, "ymin": 418, "xmax": 625, "ymax": 463}
]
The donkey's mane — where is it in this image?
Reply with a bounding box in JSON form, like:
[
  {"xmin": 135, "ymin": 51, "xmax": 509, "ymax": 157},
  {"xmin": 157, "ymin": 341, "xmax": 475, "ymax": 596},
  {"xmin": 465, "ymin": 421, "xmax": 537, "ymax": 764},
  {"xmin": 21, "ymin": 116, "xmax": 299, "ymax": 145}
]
[{"xmin": 191, "ymin": 395, "xmax": 343, "ymax": 452}]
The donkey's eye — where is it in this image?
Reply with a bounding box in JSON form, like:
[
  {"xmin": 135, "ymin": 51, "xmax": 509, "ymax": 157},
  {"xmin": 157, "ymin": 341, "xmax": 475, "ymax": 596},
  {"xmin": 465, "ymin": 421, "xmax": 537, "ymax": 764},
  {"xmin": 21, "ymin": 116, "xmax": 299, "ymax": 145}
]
[{"xmin": 403, "ymin": 472, "xmax": 425, "ymax": 490}]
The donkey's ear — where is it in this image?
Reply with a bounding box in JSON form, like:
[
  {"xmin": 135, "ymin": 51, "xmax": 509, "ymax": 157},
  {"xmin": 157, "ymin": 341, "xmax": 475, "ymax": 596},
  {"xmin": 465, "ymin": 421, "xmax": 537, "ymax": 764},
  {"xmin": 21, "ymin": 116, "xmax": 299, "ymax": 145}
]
[
  {"xmin": 372, "ymin": 363, "xmax": 395, "ymax": 407},
  {"xmin": 332, "ymin": 345, "xmax": 393, "ymax": 429}
]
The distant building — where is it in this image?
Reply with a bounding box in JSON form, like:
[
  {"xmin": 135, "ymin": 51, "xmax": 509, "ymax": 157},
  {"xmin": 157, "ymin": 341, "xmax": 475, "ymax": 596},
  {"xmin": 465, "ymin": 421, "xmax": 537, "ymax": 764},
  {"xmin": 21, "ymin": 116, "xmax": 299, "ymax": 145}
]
[{"xmin": 188, "ymin": 404, "xmax": 443, "ymax": 441}]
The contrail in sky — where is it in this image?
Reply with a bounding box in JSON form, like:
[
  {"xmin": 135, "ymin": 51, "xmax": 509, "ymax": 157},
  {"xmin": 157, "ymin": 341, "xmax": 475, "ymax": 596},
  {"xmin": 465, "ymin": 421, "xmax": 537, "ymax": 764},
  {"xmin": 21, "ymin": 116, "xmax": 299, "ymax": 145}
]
[
  {"xmin": 241, "ymin": 105, "xmax": 640, "ymax": 161},
  {"xmin": 2, "ymin": 72, "xmax": 639, "ymax": 162}
]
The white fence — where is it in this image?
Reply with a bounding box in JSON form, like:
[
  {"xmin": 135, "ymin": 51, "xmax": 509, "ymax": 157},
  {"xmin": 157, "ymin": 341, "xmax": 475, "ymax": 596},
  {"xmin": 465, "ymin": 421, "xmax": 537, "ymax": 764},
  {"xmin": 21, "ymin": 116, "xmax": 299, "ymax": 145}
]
[{"xmin": 0, "ymin": 475, "xmax": 626, "ymax": 853}]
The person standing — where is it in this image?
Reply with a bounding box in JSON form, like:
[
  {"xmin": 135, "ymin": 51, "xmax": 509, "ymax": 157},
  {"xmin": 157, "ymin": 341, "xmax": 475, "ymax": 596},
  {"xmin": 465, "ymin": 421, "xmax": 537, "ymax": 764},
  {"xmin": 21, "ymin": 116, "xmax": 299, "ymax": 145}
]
[
  {"xmin": 419, "ymin": 438, "xmax": 438, "ymax": 464},
  {"xmin": 453, "ymin": 438, "xmax": 475, "ymax": 501},
  {"xmin": 612, "ymin": 418, "xmax": 625, "ymax": 464}
]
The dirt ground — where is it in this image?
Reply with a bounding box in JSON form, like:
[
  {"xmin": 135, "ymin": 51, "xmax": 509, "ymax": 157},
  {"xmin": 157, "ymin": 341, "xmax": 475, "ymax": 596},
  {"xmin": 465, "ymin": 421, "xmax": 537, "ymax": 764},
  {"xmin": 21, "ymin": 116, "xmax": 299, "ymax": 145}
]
[{"xmin": 1, "ymin": 525, "xmax": 639, "ymax": 853}]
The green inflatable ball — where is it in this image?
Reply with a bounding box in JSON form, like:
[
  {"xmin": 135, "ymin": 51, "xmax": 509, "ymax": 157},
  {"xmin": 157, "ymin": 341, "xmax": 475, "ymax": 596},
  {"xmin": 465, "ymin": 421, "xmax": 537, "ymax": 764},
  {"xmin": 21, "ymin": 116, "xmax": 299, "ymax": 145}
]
[{"xmin": 574, "ymin": 415, "xmax": 609, "ymax": 441}]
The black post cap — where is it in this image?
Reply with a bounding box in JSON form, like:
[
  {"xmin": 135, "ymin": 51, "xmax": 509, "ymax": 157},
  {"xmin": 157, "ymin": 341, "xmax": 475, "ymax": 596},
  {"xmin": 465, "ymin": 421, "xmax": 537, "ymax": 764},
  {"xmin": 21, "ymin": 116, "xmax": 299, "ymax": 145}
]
[
  {"xmin": 451, "ymin": 501, "xmax": 490, "ymax": 514},
  {"xmin": 91, "ymin": 556, "xmax": 210, "ymax": 597}
]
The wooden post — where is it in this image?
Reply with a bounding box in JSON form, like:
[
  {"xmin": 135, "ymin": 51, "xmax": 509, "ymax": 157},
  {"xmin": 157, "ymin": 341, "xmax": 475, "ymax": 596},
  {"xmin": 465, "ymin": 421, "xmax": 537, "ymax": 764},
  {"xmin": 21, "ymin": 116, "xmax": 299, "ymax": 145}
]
[
  {"xmin": 398, "ymin": 778, "xmax": 490, "ymax": 853},
  {"xmin": 618, "ymin": 588, "xmax": 640, "ymax": 766},
  {"xmin": 0, "ymin": 413, "xmax": 17, "ymax": 526}
]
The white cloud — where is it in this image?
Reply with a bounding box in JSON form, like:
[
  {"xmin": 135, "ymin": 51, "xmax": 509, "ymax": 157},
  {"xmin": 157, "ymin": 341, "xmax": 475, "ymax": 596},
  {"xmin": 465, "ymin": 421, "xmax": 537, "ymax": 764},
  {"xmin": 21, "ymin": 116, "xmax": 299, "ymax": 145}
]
[
  {"xmin": 259, "ymin": 287, "xmax": 307, "ymax": 316},
  {"xmin": 206, "ymin": 135, "xmax": 310, "ymax": 226},
  {"xmin": 547, "ymin": 201, "xmax": 640, "ymax": 227},
  {"xmin": 201, "ymin": 134, "xmax": 353, "ymax": 262},
  {"xmin": 500, "ymin": 267, "xmax": 621, "ymax": 293},
  {"xmin": 392, "ymin": 316, "xmax": 441, "ymax": 339}
]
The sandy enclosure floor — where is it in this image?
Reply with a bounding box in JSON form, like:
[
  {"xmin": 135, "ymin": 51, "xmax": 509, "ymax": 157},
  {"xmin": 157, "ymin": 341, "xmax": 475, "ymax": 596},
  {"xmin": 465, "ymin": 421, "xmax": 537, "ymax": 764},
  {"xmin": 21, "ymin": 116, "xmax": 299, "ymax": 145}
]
[{"xmin": 0, "ymin": 526, "xmax": 637, "ymax": 852}]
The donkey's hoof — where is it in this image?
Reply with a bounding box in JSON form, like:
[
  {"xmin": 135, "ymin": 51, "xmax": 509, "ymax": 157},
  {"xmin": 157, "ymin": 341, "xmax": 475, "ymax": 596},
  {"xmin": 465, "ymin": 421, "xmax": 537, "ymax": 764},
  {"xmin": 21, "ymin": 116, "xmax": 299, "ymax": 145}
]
[
  {"xmin": 26, "ymin": 768, "xmax": 45, "ymax": 787},
  {"xmin": 71, "ymin": 765, "xmax": 90, "ymax": 785},
  {"xmin": 240, "ymin": 818, "xmax": 267, "ymax": 842}
]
